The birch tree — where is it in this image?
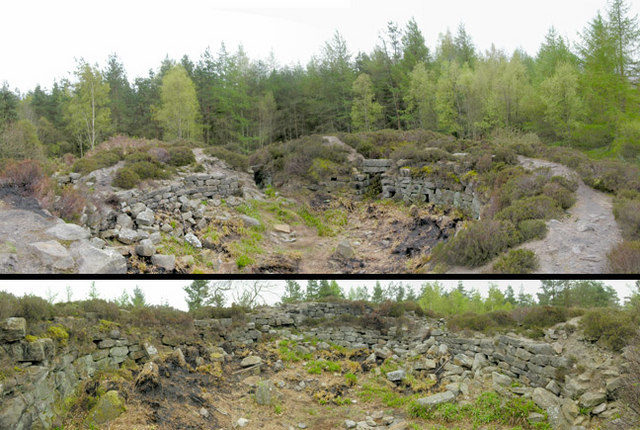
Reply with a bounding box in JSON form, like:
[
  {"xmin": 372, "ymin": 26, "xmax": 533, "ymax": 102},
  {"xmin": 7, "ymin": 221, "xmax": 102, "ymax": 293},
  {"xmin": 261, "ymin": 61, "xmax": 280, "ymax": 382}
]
[{"xmin": 65, "ymin": 60, "xmax": 111, "ymax": 156}]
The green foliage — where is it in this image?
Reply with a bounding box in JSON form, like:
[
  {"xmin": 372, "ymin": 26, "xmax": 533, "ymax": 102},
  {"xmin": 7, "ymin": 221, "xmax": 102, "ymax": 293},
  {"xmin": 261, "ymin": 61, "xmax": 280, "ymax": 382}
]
[
  {"xmin": 495, "ymin": 195, "xmax": 562, "ymax": 224},
  {"xmin": 518, "ymin": 219, "xmax": 548, "ymax": 242},
  {"xmin": 112, "ymin": 167, "xmax": 140, "ymax": 189},
  {"xmin": 47, "ymin": 325, "xmax": 69, "ymax": 344},
  {"xmin": 613, "ymin": 191, "xmax": 640, "ymax": 240},
  {"xmin": 432, "ymin": 220, "xmax": 522, "ymax": 267},
  {"xmin": 408, "ymin": 391, "xmax": 549, "ymax": 428},
  {"xmin": 155, "ymin": 65, "xmax": 201, "ymax": 140},
  {"xmin": 205, "ymin": 146, "xmax": 249, "ymax": 170},
  {"xmin": 166, "ymin": 146, "xmax": 195, "ymax": 166},
  {"xmin": 0, "ymin": 120, "xmax": 45, "ymax": 161},
  {"xmin": 305, "ymin": 359, "xmax": 341, "ymax": 374},
  {"xmin": 492, "ymin": 249, "xmax": 539, "ymax": 274},
  {"xmin": 613, "ymin": 120, "xmax": 640, "ymax": 161},
  {"xmin": 351, "ymin": 73, "xmax": 383, "ymax": 131},
  {"xmin": 607, "ymin": 240, "xmax": 640, "ymax": 273},
  {"xmin": 64, "ymin": 60, "xmax": 111, "ymax": 155},
  {"xmin": 580, "ymin": 308, "xmax": 638, "ymax": 351}
]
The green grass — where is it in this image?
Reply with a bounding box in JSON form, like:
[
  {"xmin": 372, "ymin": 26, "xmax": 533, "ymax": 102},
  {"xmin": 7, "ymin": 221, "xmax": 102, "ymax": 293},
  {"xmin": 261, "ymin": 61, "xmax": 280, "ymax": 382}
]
[
  {"xmin": 306, "ymin": 359, "xmax": 341, "ymax": 374},
  {"xmin": 408, "ymin": 391, "xmax": 550, "ymax": 429}
]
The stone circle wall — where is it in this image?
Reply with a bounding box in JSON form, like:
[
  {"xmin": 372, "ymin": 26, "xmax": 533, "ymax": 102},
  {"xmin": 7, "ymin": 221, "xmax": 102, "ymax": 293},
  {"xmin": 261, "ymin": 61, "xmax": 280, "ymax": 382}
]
[
  {"xmin": 0, "ymin": 302, "xmax": 624, "ymax": 429},
  {"xmin": 353, "ymin": 159, "xmax": 482, "ymax": 218}
]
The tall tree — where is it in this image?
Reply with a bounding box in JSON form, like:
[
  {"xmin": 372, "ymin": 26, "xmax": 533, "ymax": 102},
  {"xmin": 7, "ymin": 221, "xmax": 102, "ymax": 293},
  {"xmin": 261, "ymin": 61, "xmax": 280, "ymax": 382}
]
[
  {"xmin": 282, "ymin": 280, "xmax": 304, "ymax": 303},
  {"xmin": 130, "ymin": 286, "xmax": 147, "ymax": 308},
  {"xmin": 65, "ymin": 60, "xmax": 111, "ymax": 155},
  {"xmin": 104, "ymin": 53, "xmax": 133, "ymax": 134},
  {"xmin": 607, "ymin": 0, "xmax": 640, "ymax": 81},
  {"xmin": 351, "ymin": 73, "xmax": 382, "ymax": 131},
  {"xmin": 155, "ymin": 65, "xmax": 201, "ymax": 140},
  {"xmin": 184, "ymin": 280, "xmax": 210, "ymax": 311},
  {"xmin": 405, "ymin": 63, "xmax": 437, "ymax": 130}
]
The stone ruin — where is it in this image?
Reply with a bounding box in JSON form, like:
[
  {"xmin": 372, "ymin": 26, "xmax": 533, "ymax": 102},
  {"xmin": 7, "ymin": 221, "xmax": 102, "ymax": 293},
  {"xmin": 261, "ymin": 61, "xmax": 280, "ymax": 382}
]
[{"xmin": 0, "ymin": 302, "xmax": 627, "ymax": 429}]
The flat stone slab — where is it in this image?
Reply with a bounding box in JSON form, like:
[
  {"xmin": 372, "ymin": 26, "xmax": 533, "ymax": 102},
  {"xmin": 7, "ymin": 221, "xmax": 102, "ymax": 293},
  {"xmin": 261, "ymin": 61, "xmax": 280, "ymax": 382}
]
[
  {"xmin": 416, "ymin": 391, "xmax": 456, "ymax": 408},
  {"xmin": 45, "ymin": 223, "xmax": 90, "ymax": 241},
  {"xmin": 70, "ymin": 241, "xmax": 127, "ymax": 274},
  {"xmin": 29, "ymin": 240, "xmax": 75, "ymax": 270}
]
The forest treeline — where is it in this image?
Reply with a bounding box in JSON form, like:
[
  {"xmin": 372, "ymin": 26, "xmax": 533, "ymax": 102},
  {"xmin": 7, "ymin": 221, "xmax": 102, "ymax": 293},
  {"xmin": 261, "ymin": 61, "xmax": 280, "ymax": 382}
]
[{"xmin": 1, "ymin": 0, "xmax": 639, "ymax": 159}]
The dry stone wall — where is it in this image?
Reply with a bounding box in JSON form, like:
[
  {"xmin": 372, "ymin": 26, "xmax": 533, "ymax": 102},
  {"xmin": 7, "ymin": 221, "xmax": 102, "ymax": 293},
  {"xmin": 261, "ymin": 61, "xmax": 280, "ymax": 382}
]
[
  {"xmin": 0, "ymin": 302, "xmax": 626, "ymax": 429},
  {"xmin": 353, "ymin": 159, "xmax": 483, "ymax": 218}
]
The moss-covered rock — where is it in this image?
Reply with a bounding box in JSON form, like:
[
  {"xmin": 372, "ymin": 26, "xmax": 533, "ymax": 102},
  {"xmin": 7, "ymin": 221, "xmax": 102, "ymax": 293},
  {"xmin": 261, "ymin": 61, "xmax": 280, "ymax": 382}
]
[{"xmin": 84, "ymin": 390, "xmax": 125, "ymax": 426}]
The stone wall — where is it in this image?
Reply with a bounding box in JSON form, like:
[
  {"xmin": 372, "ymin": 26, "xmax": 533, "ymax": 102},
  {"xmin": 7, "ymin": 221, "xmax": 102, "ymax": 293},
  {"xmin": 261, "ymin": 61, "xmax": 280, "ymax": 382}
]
[
  {"xmin": 0, "ymin": 318, "xmax": 158, "ymax": 429},
  {"xmin": 114, "ymin": 172, "xmax": 241, "ymax": 212},
  {"xmin": 353, "ymin": 159, "xmax": 483, "ymax": 218},
  {"xmin": 0, "ymin": 302, "xmax": 624, "ymax": 429}
]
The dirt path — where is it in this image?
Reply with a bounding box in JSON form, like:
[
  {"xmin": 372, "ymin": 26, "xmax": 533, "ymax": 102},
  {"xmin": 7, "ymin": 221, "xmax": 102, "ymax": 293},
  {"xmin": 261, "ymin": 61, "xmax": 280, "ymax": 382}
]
[{"xmin": 450, "ymin": 156, "xmax": 622, "ymax": 274}]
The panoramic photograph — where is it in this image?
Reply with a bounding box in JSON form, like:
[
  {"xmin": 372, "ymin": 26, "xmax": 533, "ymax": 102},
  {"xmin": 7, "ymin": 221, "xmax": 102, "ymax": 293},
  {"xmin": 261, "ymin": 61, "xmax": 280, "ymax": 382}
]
[
  {"xmin": 0, "ymin": 279, "xmax": 638, "ymax": 428},
  {"xmin": 1, "ymin": 0, "xmax": 639, "ymax": 274}
]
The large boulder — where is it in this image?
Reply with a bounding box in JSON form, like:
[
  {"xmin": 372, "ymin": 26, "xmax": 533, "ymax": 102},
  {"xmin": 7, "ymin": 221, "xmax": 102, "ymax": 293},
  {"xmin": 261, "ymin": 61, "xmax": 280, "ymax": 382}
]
[
  {"xmin": 335, "ymin": 240, "xmax": 354, "ymax": 259},
  {"xmin": 240, "ymin": 215, "xmax": 261, "ymax": 228},
  {"xmin": 117, "ymin": 228, "xmax": 139, "ymax": 245},
  {"xmin": 29, "ymin": 240, "xmax": 75, "ymax": 270},
  {"xmin": 241, "ymin": 356, "xmax": 262, "ymax": 367},
  {"xmin": 255, "ymin": 380, "xmax": 276, "ymax": 405},
  {"xmin": 84, "ymin": 390, "xmax": 125, "ymax": 426},
  {"xmin": 416, "ymin": 391, "xmax": 456, "ymax": 409},
  {"xmin": 70, "ymin": 241, "xmax": 127, "ymax": 274},
  {"xmin": 136, "ymin": 208, "xmax": 155, "ymax": 226},
  {"xmin": 184, "ymin": 233, "xmax": 202, "ymax": 248},
  {"xmin": 0, "ymin": 317, "xmax": 26, "ymax": 342},
  {"xmin": 151, "ymin": 254, "xmax": 175, "ymax": 271},
  {"xmin": 135, "ymin": 239, "xmax": 155, "ymax": 257},
  {"xmin": 46, "ymin": 222, "xmax": 91, "ymax": 241},
  {"xmin": 579, "ymin": 391, "xmax": 607, "ymax": 408}
]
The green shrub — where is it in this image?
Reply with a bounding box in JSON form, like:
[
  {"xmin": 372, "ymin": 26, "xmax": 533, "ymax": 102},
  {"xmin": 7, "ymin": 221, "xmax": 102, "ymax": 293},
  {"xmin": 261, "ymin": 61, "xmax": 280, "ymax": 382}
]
[
  {"xmin": 613, "ymin": 194, "xmax": 640, "ymax": 240},
  {"xmin": 390, "ymin": 144, "xmax": 453, "ymax": 163},
  {"xmin": 205, "ymin": 146, "xmax": 249, "ymax": 171},
  {"xmin": 14, "ymin": 294, "xmax": 54, "ymax": 322},
  {"xmin": 448, "ymin": 312, "xmax": 495, "ymax": 331},
  {"xmin": 570, "ymin": 122, "xmax": 614, "ymax": 149},
  {"xmin": 613, "ymin": 120, "xmax": 640, "ymax": 161},
  {"xmin": 167, "ymin": 146, "xmax": 195, "ymax": 166},
  {"xmin": 580, "ymin": 308, "xmax": 637, "ymax": 351},
  {"xmin": 492, "ymin": 249, "xmax": 539, "ymax": 274},
  {"xmin": 112, "ymin": 167, "xmax": 140, "ymax": 189},
  {"xmin": 542, "ymin": 182, "xmax": 576, "ymax": 210},
  {"xmin": 124, "ymin": 150, "xmax": 154, "ymax": 163},
  {"xmin": 607, "ymin": 240, "xmax": 640, "ymax": 273},
  {"xmin": 71, "ymin": 158, "xmax": 99, "ymax": 175},
  {"xmin": 518, "ymin": 219, "xmax": 548, "ymax": 242},
  {"xmin": 72, "ymin": 148, "xmax": 123, "ymax": 174},
  {"xmin": 495, "ymin": 195, "xmax": 562, "ymax": 224},
  {"xmin": 129, "ymin": 161, "xmax": 170, "ymax": 180},
  {"xmin": 308, "ymin": 158, "xmax": 341, "ymax": 182},
  {"xmin": 432, "ymin": 220, "xmax": 522, "ymax": 267},
  {"xmin": 521, "ymin": 306, "xmax": 569, "ymax": 328}
]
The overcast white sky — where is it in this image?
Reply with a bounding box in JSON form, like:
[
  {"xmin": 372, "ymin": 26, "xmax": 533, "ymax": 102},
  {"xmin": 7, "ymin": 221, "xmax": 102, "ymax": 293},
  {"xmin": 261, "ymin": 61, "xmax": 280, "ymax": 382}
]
[
  {"xmin": 3, "ymin": 0, "xmax": 637, "ymax": 93},
  {"xmin": 0, "ymin": 279, "xmax": 636, "ymax": 311}
]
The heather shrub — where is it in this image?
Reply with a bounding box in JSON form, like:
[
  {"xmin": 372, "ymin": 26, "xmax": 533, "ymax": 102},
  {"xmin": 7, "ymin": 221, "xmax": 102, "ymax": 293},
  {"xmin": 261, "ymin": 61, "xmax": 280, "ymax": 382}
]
[
  {"xmin": 52, "ymin": 185, "xmax": 86, "ymax": 221},
  {"xmin": 492, "ymin": 249, "xmax": 539, "ymax": 274},
  {"xmin": 517, "ymin": 219, "xmax": 548, "ymax": 242},
  {"xmin": 607, "ymin": 241, "xmax": 640, "ymax": 273},
  {"xmin": 112, "ymin": 167, "xmax": 140, "ymax": 189},
  {"xmin": 205, "ymin": 146, "xmax": 249, "ymax": 171},
  {"xmin": 613, "ymin": 192, "xmax": 640, "ymax": 240},
  {"xmin": 495, "ymin": 195, "xmax": 562, "ymax": 224},
  {"xmin": 580, "ymin": 308, "xmax": 637, "ymax": 351},
  {"xmin": 542, "ymin": 182, "xmax": 576, "ymax": 209},
  {"xmin": 167, "ymin": 146, "xmax": 195, "ymax": 166},
  {"xmin": 432, "ymin": 220, "xmax": 521, "ymax": 267}
]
